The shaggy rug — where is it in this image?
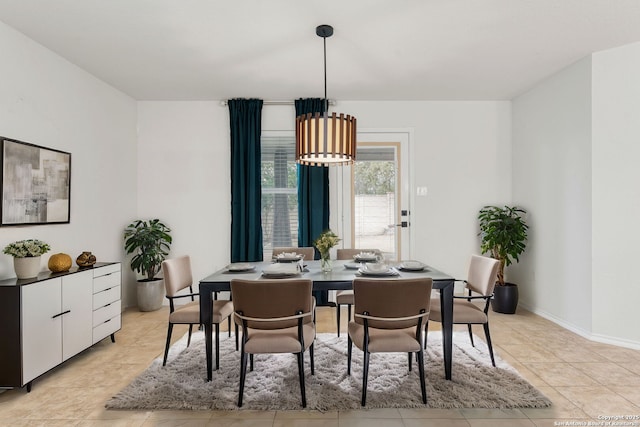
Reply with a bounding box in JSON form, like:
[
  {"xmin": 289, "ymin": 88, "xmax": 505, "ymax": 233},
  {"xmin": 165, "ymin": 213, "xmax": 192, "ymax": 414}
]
[{"xmin": 106, "ymin": 332, "xmax": 551, "ymax": 411}]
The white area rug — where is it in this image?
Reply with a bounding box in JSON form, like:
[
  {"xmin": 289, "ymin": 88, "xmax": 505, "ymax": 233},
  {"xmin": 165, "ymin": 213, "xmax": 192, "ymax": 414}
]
[{"xmin": 106, "ymin": 332, "xmax": 551, "ymax": 411}]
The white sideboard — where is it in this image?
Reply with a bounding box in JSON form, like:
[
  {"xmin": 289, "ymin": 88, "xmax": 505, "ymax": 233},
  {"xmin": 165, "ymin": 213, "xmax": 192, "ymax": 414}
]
[{"xmin": 0, "ymin": 262, "xmax": 122, "ymax": 391}]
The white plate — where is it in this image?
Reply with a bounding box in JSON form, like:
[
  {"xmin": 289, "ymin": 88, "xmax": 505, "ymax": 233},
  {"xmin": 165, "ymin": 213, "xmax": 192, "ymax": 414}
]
[
  {"xmin": 262, "ymin": 263, "xmax": 300, "ymax": 278},
  {"xmin": 275, "ymin": 253, "xmax": 304, "ymax": 262},
  {"xmin": 353, "ymin": 252, "xmax": 378, "ymax": 262},
  {"xmin": 344, "ymin": 262, "xmax": 361, "ymax": 270},
  {"xmin": 358, "ymin": 266, "xmax": 399, "ymax": 277},
  {"xmin": 364, "ymin": 262, "xmax": 388, "ymax": 272},
  {"xmin": 399, "ymin": 261, "xmax": 426, "ymax": 271},
  {"xmin": 227, "ymin": 263, "xmax": 256, "ymax": 272}
]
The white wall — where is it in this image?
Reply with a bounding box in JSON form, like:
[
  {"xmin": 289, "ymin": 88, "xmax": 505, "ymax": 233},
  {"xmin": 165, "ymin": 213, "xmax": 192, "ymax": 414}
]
[
  {"xmin": 512, "ymin": 43, "xmax": 640, "ymax": 348},
  {"xmin": 0, "ymin": 22, "xmax": 139, "ymax": 306},
  {"xmin": 137, "ymin": 100, "xmax": 511, "ymax": 282},
  {"xmin": 511, "ymin": 57, "xmax": 593, "ymax": 335},
  {"xmin": 591, "ymin": 42, "xmax": 640, "ymax": 346},
  {"xmin": 136, "ymin": 102, "xmax": 231, "ymax": 284}
]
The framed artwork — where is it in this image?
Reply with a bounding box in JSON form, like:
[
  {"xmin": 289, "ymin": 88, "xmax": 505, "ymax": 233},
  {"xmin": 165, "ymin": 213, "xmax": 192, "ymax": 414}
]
[{"xmin": 1, "ymin": 136, "xmax": 71, "ymax": 226}]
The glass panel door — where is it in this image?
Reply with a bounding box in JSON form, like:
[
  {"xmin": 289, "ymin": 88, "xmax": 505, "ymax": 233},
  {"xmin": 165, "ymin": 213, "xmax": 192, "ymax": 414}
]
[
  {"xmin": 352, "ymin": 143, "xmax": 400, "ymax": 260},
  {"xmin": 328, "ymin": 130, "xmax": 411, "ymax": 262}
]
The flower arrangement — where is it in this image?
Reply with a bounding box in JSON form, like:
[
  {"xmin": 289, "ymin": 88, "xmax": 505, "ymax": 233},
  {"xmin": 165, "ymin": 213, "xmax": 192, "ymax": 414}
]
[
  {"xmin": 313, "ymin": 230, "xmax": 341, "ymax": 260},
  {"xmin": 3, "ymin": 239, "xmax": 51, "ymax": 258}
]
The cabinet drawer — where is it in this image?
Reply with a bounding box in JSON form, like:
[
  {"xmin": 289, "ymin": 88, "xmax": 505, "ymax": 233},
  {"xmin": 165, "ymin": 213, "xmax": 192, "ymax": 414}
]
[
  {"xmin": 93, "ymin": 300, "xmax": 121, "ymax": 327},
  {"xmin": 93, "ymin": 263, "xmax": 121, "ymax": 278},
  {"xmin": 93, "ymin": 314, "xmax": 121, "ymax": 344},
  {"xmin": 93, "ymin": 271, "xmax": 120, "ymax": 293},
  {"xmin": 93, "ymin": 285, "xmax": 120, "ymax": 310}
]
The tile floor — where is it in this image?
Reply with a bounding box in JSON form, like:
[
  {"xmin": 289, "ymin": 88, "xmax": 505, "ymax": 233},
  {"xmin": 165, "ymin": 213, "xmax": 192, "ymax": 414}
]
[{"xmin": 1, "ymin": 305, "xmax": 640, "ymax": 426}]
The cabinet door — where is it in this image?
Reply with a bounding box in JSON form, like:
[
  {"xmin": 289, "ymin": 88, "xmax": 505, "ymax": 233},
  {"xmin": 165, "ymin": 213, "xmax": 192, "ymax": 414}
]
[
  {"xmin": 22, "ymin": 278, "xmax": 62, "ymax": 384},
  {"xmin": 62, "ymin": 270, "xmax": 93, "ymax": 361}
]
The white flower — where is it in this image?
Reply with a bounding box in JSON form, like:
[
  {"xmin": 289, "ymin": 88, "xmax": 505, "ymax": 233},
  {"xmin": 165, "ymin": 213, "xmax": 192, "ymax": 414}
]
[{"xmin": 3, "ymin": 239, "xmax": 51, "ymax": 258}]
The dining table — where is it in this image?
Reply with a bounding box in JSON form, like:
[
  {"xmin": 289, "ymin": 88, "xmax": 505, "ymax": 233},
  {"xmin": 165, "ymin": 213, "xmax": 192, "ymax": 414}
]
[{"xmin": 199, "ymin": 259, "xmax": 456, "ymax": 381}]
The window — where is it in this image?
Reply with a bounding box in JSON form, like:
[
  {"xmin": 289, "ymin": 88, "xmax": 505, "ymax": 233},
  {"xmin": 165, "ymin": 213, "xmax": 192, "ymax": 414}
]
[{"xmin": 261, "ymin": 134, "xmax": 298, "ymax": 258}]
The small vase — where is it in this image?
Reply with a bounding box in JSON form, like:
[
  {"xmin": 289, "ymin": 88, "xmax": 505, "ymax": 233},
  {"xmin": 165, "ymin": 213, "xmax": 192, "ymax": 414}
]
[
  {"xmin": 76, "ymin": 251, "xmax": 97, "ymax": 268},
  {"xmin": 320, "ymin": 254, "xmax": 332, "ymax": 273},
  {"xmin": 14, "ymin": 256, "xmax": 42, "ymax": 279}
]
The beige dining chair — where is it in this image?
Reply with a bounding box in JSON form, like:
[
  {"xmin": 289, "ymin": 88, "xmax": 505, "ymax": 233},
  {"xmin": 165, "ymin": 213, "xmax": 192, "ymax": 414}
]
[
  {"xmin": 272, "ymin": 246, "xmax": 315, "ymax": 261},
  {"xmin": 335, "ymin": 248, "xmax": 381, "ymax": 336},
  {"xmin": 426, "ymin": 254, "xmax": 500, "ymax": 366},
  {"xmin": 230, "ymin": 278, "xmax": 315, "ymax": 408},
  {"xmin": 348, "ymin": 277, "xmax": 433, "ymax": 406},
  {"xmin": 161, "ymin": 255, "xmax": 234, "ymax": 368}
]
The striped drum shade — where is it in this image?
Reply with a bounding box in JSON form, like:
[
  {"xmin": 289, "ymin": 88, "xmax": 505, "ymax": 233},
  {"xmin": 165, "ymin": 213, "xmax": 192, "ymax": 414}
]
[{"xmin": 295, "ymin": 111, "xmax": 357, "ymax": 166}]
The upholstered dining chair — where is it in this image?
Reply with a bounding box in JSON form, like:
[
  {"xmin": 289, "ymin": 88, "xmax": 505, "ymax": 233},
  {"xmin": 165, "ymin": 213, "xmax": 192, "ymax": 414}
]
[
  {"xmin": 335, "ymin": 249, "xmax": 381, "ymax": 336},
  {"xmin": 426, "ymin": 254, "xmax": 500, "ymax": 366},
  {"xmin": 272, "ymin": 246, "xmax": 315, "ymax": 261},
  {"xmin": 230, "ymin": 278, "xmax": 315, "ymax": 408},
  {"xmin": 161, "ymin": 255, "xmax": 233, "ymax": 368},
  {"xmin": 348, "ymin": 277, "xmax": 433, "ymax": 406}
]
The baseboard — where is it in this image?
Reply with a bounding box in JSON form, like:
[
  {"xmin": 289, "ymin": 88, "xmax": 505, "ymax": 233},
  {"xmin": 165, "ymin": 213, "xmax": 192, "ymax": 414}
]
[{"xmin": 519, "ymin": 301, "xmax": 640, "ymax": 351}]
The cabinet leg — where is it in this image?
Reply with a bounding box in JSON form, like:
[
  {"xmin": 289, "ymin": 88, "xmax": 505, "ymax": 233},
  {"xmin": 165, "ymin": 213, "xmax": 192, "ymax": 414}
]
[
  {"xmin": 110, "ymin": 333, "xmax": 116, "ymax": 343},
  {"xmin": 26, "ymin": 382, "xmax": 32, "ymax": 393}
]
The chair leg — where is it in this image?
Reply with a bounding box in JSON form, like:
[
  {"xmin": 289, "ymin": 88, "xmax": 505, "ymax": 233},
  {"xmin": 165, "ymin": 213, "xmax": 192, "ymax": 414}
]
[
  {"xmin": 483, "ymin": 323, "xmax": 496, "ymax": 367},
  {"xmin": 408, "ymin": 352, "xmax": 413, "ymax": 371},
  {"xmin": 235, "ymin": 323, "xmax": 239, "ymax": 351},
  {"xmin": 215, "ymin": 323, "xmax": 220, "ymax": 370},
  {"xmin": 361, "ymin": 350, "xmax": 370, "ymax": 406},
  {"xmin": 297, "ymin": 351, "xmax": 307, "ymax": 408},
  {"xmin": 468, "ymin": 324, "xmax": 475, "ymax": 347},
  {"xmin": 250, "ymin": 354, "xmax": 254, "ymax": 371},
  {"xmin": 238, "ymin": 349, "xmax": 248, "ymax": 407},
  {"xmin": 347, "ymin": 336, "xmax": 353, "ymax": 375},
  {"xmin": 417, "ymin": 348, "xmax": 427, "ymax": 404},
  {"xmin": 310, "ymin": 343, "xmax": 315, "ymax": 375},
  {"xmin": 424, "ymin": 321, "xmax": 429, "ymax": 349},
  {"xmin": 228, "ymin": 316, "xmax": 231, "ymax": 337},
  {"xmin": 187, "ymin": 324, "xmax": 193, "ymax": 347},
  {"xmin": 336, "ymin": 303, "xmax": 341, "ymax": 337},
  {"xmin": 162, "ymin": 323, "xmax": 174, "ymax": 366},
  {"xmin": 347, "ymin": 304, "xmax": 352, "ymax": 322}
]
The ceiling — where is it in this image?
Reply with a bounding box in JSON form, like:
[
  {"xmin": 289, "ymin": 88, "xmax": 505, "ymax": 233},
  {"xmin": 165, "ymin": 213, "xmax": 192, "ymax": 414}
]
[{"xmin": 1, "ymin": 0, "xmax": 640, "ymax": 101}]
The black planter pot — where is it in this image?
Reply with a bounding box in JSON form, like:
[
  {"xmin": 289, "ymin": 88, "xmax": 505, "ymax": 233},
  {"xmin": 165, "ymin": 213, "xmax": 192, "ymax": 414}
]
[{"xmin": 491, "ymin": 283, "xmax": 519, "ymax": 314}]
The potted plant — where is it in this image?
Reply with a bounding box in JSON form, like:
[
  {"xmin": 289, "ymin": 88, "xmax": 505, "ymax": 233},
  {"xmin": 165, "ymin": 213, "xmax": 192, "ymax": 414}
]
[
  {"xmin": 478, "ymin": 205, "xmax": 528, "ymax": 314},
  {"xmin": 124, "ymin": 219, "xmax": 172, "ymax": 311},
  {"xmin": 3, "ymin": 239, "xmax": 51, "ymax": 279}
]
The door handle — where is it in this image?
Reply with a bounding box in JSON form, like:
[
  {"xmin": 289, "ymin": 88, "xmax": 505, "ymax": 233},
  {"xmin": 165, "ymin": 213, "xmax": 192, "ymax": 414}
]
[
  {"xmin": 52, "ymin": 310, "xmax": 71, "ymax": 319},
  {"xmin": 390, "ymin": 221, "xmax": 409, "ymax": 228}
]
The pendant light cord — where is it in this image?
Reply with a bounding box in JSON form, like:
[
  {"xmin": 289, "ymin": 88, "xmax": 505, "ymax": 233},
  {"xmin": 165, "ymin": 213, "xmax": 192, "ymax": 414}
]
[{"xmin": 323, "ymin": 33, "xmax": 328, "ymax": 113}]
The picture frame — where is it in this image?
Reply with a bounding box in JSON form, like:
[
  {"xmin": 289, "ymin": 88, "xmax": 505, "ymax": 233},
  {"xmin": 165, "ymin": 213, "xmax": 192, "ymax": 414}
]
[{"xmin": 1, "ymin": 136, "xmax": 71, "ymax": 226}]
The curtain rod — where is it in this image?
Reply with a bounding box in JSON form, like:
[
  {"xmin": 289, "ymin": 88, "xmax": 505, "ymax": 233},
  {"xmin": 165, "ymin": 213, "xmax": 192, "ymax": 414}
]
[{"xmin": 219, "ymin": 99, "xmax": 336, "ymax": 107}]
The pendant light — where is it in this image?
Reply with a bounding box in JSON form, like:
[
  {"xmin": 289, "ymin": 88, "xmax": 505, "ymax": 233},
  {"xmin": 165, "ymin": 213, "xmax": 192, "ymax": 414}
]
[{"xmin": 295, "ymin": 25, "xmax": 357, "ymax": 166}]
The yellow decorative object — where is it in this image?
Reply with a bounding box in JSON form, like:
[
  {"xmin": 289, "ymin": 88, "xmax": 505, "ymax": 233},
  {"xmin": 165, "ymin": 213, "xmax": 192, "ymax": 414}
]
[
  {"xmin": 76, "ymin": 251, "xmax": 97, "ymax": 268},
  {"xmin": 48, "ymin": 253, "xmax": 73, "ymax": 272}
]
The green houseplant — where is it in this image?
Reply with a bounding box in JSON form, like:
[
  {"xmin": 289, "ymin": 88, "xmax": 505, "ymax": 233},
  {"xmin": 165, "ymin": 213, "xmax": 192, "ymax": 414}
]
[
  {"xmin": 3, "ymin": 239, "xmax": 51, "ymax": 279},
  {"xmin": 478, "ymin": 205, "xmax": 528, "ymax": 313},
  {"xmin": 124, "ymin": 219, "xmax": 172, "ymax": 311}
]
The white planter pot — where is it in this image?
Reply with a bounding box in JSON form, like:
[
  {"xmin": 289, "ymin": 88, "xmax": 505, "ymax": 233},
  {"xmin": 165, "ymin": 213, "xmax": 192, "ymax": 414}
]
[
  {"xmin": 137, "ymin": 278, "xmax": 165, "ymax": 312},
  {"xmin": 14, "ymin": 256, "xmax": 42, "ymax": 279}
]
